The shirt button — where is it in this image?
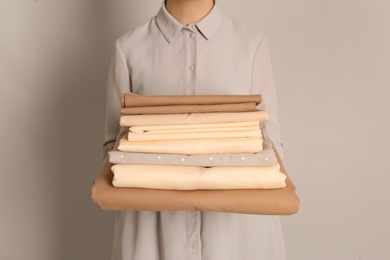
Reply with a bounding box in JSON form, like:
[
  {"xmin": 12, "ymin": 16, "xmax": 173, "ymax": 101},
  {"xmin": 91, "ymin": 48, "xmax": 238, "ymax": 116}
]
[
  {"xmin": 188, "ymin": 65, "xmax": 195, "ymax": 71},
  {"xmin": 190, "ymin": 33, "xmax": 196, "ymax": 39},
  {"xmin": 190, "ymin": 210, "xmax": 196, "ymax": 215},
  {"xmin": 191, "ymin": 243, "xmax": 197, "ymax": 249}
]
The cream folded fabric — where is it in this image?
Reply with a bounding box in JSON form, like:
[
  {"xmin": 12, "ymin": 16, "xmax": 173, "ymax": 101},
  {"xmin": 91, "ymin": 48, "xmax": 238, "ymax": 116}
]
[
  {"xmin": 129, "ymin": 121, "xmax": 260, "ymax": 134},
  {"xmin": 121, "ymin": 103, "xmax": 257, "ymax": 115},
  {"xmin": 121, "ymin": 93, "xmax": 262, "ymax": 107},
  {"xmin": 108, "ymin": 148, "xmax": 277, "ymax": 167},
  {"xmin": 128, "ymin": 129, "xmax": 261, "ymax": 141},
  {"xmin": 111, "ymin": 163, "xmax": 286, "ymax": 190},
  {"xmin": 118, "ymin": 134, "xmax": 263, "ymax": 155},
  {"xmin": 120, "ymin": 111, "xmax": 269, "ymax": 127}
]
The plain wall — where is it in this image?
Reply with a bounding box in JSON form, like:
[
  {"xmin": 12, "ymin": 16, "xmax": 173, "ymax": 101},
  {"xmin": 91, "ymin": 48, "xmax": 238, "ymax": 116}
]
[{"xmin": 0, "ymin": 0, "xmax": 389, "ymax": 259}]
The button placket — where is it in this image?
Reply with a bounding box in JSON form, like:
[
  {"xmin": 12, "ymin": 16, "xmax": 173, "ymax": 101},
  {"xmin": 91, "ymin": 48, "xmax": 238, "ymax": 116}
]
[
  {"xmin": 183, "ymin": 28, "xmax": 197, "ymax": 95},
  {"xmin": 183, "ymin": 27, "xmax": 201, "ymax": 259},
  {"xmin": 186, "ymin": 211, "xmax": 201, "ymax": 260}
]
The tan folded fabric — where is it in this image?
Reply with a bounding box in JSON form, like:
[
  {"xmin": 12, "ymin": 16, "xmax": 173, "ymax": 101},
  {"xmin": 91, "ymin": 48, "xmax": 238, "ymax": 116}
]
[
  {"xmin": 129, "ymin": 121, "xmax": 260, "ymax": 134},
  {"xmin": 120, "ymin": 111, "xmax": 269, "ymax": 127},
  {"xmin": 91, "ymin": 149, "xmax": 300, "ymax": 215},
  {"xmin": 119, "ymin": 134, "xmax": 263, "ymax": 155},
  {"xmin": 112, "ymin": 163, "xmax": 286, "ymax": 190},
  {"xmin": 121, "ymin": 103, "xmax": 257, "ymax": 115},
  {"xmin": 121, "ymin": 93, "xmax": 262, "ymax": 108}
]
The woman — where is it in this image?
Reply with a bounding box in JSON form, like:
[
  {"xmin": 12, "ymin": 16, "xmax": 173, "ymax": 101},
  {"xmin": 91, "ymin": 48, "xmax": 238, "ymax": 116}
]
[{"xmin": 103, "ymin": 0, "xmax": 285, "ymax": 259}]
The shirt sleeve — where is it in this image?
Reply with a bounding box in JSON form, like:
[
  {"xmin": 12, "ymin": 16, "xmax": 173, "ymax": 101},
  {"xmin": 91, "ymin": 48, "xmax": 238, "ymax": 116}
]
[
  {"xmin": 102, "ymin": 40, "xmax": 131, "ymax": 160},
  {"xmin": 251, "ymin": 36, "xmax": 284, "ymax": 158}
]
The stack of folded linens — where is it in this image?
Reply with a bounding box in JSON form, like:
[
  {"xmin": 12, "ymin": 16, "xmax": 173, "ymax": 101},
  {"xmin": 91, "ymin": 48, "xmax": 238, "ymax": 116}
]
[
  {"xmin": 92, "ymin": 93, "xmax": 300, "ymax": 215},
  {"xmin": 110, "ymin": 93, "xmax": 286, "ymax": 190}
]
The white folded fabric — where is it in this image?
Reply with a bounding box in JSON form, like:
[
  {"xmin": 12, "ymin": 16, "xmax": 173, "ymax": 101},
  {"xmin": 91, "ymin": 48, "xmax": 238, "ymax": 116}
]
[
  {"xmin": 120, "ymin": 111, "xmax": 269, "ymax": 127},
  {"xmin": 111, "ymin": 163, "xmax": 286, "ymax": 190},
  {"xmin": 118, "ymin": 134, "xmax": 263, "ymax": 155}
]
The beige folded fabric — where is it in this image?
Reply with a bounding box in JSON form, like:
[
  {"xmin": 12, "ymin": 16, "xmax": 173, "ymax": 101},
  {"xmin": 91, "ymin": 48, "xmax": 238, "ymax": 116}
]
[
  {"xmin": 121, "ymin": 103, "xmax": 257, "ymax": 115},
  {"xmin": 112, "ymin": 163, "xmax": 286, "ymax": 190},
  {"xmin": 119, "ymin": 134, "xmax": 263, "ymax": 155},
  {"xmin": 120, "ymin": 111, "xmax": 269, "ymax": 127},
  {"xmin": 121, "ymin": 93, "xmax": 262, "ymax": 108},
  {"xmin": 91, "ymin": 149, "xmax": 300, "ymax": 215},
  {"xmin": 129, "ymin": 121, "xmax": 260, "ymax": 134},
  {"xmin": 128, "ymin": 129, "xmax": 261, "ymax": 141}
]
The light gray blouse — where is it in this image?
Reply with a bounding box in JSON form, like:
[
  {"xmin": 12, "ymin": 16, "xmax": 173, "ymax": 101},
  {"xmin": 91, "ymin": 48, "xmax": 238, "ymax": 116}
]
[{"xmin": 104, "ymin": 2, "xmax": 286, "ymax": 260}]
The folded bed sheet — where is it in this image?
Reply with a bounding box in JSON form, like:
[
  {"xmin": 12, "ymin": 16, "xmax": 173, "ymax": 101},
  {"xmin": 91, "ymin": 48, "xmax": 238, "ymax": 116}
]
[
  {"xmin": 118, "ymin": 134, "xmax": 263, "ymax": 155},
  {"xmin": 111, "ymin": 163, "xmax": 286, "ymax": 190},
  {"xmin": 121, "ymin": 93, "xmax": 262, "ymax": 107},
  {"xmin": 108, "ymin": 148, "xmax": 276, "ymax": 167},
  {"xmin": 121, "ymin": 103, "xmax": 258, "ymax": 115},
  {"xmin": 120, "ymin": 111, "xmax": 269, "ymax": 127}
]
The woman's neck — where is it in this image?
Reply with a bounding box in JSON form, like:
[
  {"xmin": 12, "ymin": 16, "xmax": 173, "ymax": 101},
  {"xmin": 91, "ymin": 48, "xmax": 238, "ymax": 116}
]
[{"xmin": 165, "ymin": 0, "xmax": 214, "ymax": 26}]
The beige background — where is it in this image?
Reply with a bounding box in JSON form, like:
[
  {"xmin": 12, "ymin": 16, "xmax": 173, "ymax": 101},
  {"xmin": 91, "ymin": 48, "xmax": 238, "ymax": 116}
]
[{"xmin": 1, "ymin": 0, "xmax": 389, "ymax": 259}]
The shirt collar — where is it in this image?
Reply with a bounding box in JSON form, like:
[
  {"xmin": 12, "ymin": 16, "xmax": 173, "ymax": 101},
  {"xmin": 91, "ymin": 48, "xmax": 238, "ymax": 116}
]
[{"xmin": 155, "ymin": 1, "xmax": 223, "ymax": 43}]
